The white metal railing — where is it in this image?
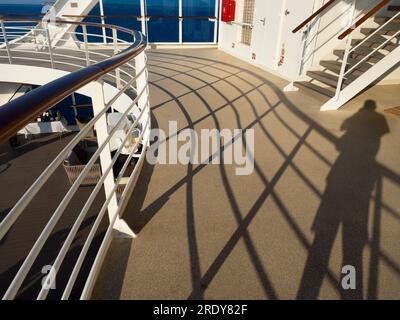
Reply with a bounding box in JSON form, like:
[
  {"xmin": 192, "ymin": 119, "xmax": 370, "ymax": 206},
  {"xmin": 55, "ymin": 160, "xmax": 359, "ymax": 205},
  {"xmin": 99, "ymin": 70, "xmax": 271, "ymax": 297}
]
[
  {"xmin": 0, "ymin": 17, "xmax": 151, "ymax": 299},
  {"xmin": 295, "ymin": 0, "xmax": 399, "ymax": 102},
  {"xmin": 333, "ymin": 1, "xmax": 400, "ymax": 101},
  {"xmin": 229, "ymin": 21, "xmax": 254, "ymax": 29}
]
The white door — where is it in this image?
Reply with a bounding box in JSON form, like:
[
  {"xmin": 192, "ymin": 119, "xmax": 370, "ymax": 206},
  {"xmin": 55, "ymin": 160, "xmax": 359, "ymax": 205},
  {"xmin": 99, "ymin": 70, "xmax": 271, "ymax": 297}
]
[
  {"xmin": 250, "ymin": 0, "xmax": 284, "ymax": 69},
  {"xmin": 277, "ymin": 0, "xmax": 316, "ymax": 79}
]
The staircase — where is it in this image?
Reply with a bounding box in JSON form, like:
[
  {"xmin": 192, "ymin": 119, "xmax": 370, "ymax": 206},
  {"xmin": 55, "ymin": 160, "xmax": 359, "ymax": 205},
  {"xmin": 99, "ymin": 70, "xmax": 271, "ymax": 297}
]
[
  {"xmin": 37, "ymin": 0, "xmax": 100, "ymax": 46},
  {"xmin": 5, "ymin": 0, "xmax": 100, "ymax": 48},
  {"xmin": 294, "ymin": 5, "xmax": 400, "ymax": 111}
]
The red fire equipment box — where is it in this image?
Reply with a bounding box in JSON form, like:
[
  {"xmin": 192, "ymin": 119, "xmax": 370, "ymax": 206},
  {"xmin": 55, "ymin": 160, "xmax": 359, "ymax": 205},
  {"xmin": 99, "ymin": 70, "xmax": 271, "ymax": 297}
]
[{"xmin": 221, "ymin": 0, "xmax": 236, "ymax": 22}]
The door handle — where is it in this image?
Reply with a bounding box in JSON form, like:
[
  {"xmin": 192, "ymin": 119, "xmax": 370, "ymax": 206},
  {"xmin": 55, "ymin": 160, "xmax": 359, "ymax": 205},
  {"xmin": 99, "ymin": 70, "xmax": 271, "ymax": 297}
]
[{"xmin": 260, "ymin": 18, "xmax": 266, "ymax": 26}]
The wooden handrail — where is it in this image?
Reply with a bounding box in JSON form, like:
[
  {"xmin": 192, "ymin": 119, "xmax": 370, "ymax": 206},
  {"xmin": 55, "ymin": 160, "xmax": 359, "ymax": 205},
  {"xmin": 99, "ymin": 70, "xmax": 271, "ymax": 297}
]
[
  {"xmin": 292, "ymin": 0, "xmax": 338, "ymax": 33},
  {"xmin": 0, "ymin": 13, "xmax": 216, "ymax": 20},
  {"xmin": 0, "ymin": 17, "xmax": 135, "ymax": 34},
  {"xmin": 62, "ymin": 14, "xmax": 217, "ymax": 20},
  {"xmin": 0, "ymin": 13, "xmax": 45, "ymax": 17},
  {"xmin": 338, "ymin": 0, "xmax": 391, "ymax": 40}
]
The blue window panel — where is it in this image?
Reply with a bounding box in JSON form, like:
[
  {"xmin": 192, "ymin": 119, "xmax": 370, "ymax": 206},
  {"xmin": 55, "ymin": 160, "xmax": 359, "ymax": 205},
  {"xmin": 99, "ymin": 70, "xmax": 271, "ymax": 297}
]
[
  {"xmin": 182, "ymin": 0, "xmax": 215, "ymax": 42},
  {"xmin": 146, "ymin": 0, "xmax": 179, "ymax": 43},
  {"xmin": 103, "ymin": 0, "xmax": 142, "ymax": 42},
  {"xmin": 76, "ymin": 4, "xmax": 103, "ymax": 43},
  {"xmin": 77, "ymin": 1, "xmax": 142, "ymax": 43}
]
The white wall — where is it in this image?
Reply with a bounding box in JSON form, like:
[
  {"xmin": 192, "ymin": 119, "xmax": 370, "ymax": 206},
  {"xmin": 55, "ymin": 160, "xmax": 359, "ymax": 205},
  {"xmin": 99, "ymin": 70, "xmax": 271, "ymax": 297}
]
[
  {"xmin": 218, "ymin": 0, "xmax": 400, "ymax": 84},
  {"xmin": 218, "ymin": 0, "xmax": 255, "ymax": 65},
  {"xmin": 218, "ymin": 0, "xmax": 315, "ymax": 81}
]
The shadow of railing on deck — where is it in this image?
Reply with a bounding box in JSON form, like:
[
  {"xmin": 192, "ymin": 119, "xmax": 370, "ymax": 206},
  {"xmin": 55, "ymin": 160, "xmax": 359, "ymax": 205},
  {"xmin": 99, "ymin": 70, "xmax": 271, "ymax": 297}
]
[{"xmin": 107, "ymin": 50, "xmax": 400, "ymax": 300}]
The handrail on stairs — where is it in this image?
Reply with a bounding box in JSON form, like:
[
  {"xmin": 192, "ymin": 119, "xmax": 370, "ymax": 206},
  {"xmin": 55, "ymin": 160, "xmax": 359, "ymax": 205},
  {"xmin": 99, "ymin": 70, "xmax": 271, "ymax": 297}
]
[
  {"xmin": 338, "ymin": 0, "xmax": 392, "ymax": 40},
  {"xmin": 292, "ymin": 0, "xmax": 338, "ymax": 33}
]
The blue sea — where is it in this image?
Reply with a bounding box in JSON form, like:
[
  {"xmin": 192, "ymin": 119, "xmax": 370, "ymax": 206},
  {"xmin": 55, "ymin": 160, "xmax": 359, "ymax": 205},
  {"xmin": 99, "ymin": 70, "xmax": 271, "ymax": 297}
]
[{"xmin": 0, "ymin": 1, "xmax": 217, "ymax": 43}]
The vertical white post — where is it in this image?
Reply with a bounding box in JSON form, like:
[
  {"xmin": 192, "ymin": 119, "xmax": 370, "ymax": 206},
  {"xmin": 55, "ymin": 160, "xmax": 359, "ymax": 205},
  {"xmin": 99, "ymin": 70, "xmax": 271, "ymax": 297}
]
[
  {"xmin": 135, "ymin": 50, "xmax": 150, "ymax": 160},
  {"xmin": 135, "ymin": 51, "xmax": 148, "ymax": 113},
  {"xmin": 99, "ymin": 0, "xmax": 107, "ymax": 44},
  {"xmin": 45, "ymin": 22, "xmax": 55, "ymax": 69},
  {"xmin": 298, "ymin": 27, "xmax": 310, "ymax": 76},
  {"xmin": 213, "ymin": 0, "xmax": 219, "ymax": 44},
  {"xmin": 112, "ymin": 28, "xmax": 122, "ymax": 89},
  {"xmin": 82, "ymin": 25, "xmax": 90, "ymax": 66},
  {"xmin": 140, "ymin": 0, "xmax": 147, "ymax": 36},
  {"xmin": 91, "ymin": 82, "xmax": 135, "ymax": 238},
  {"xmin": 333, "ymin": 0, "xmax": 357, "ymax": 101},
  {"xmin": 1, "ymin": 20, "xmax": 12, "ymax": 64},
  {"xmin": 179, "ymin": 0, "xmax": 183, "ymax": 44},
  {"xmin": 33, "ymin": 28, "xmax": 39, "ymax": 51},
  {"xmin": 92, "ymin": 83, "xmax": 135, "ymax": 237},
  {"xmin": 91, "ymin": 82, "xmax": 118, "ymax": 223}
]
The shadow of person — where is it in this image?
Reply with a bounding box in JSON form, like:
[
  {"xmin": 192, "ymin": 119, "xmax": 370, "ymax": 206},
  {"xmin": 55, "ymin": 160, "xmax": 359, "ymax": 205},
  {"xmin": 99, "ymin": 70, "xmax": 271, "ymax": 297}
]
[{"xmin": 296, "ymin": 100, "xmax": 389, "ymax": 300}]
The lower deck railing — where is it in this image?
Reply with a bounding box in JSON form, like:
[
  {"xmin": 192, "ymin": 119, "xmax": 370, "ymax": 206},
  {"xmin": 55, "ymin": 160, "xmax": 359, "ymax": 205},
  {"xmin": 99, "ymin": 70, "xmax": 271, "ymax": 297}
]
[{"xmin": 0, "ymin": 18, "xmax": 150, "ymax": 299}]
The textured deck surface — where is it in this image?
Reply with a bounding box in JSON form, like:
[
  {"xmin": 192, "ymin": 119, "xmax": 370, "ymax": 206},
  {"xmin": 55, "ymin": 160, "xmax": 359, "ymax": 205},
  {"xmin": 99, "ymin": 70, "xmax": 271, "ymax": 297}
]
[
  {"xmin": 1, "ymin": 46, "xmax": 400, "ymax": 300},
  {"xmin": 92, "ymin": 48, "xmax": 400, "ymax": 300}
]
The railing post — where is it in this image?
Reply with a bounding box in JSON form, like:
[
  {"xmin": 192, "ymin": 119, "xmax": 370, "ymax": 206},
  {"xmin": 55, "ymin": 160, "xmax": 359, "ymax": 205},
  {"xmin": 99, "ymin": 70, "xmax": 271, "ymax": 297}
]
[
  {"xmin": 298, "ymin": 27, "xmax": 310, "ymax": 76},
  {"xmin": 32, "ymin": 28, "xmax": 39, "ymax": 51},
  {"xmin": 213, "ymin": 0, "xmax": 219, "ymax": 44},
  {"xmin": 333, "ymin": 0, "xmax": 357, "ymax": 101},
  {"xmin": 1, "ymin": 20, "xmax": 12, "ymax": 64},
  {"xmin": 112, "ymin": 28, "xmax": 122, "ymax": 89},
  {"xmin": 91, "ymin": 82, "xmax": 119, "ymax": 224},
  {"xmin": 140, "ymin": 0, "xmax": 147, "ymax": 36},
  {"xmin": 91, "ymin": 81, "xmax": 136, "ymax": 238},
  {"xmin": 135, "ymin": 51, "xmax": 148, "ymax": 113},
  {"xmin": 99, "ymin": 0, "xmax": 107, "ymax": 44},
  {"xmin": 82, "ymin": 25, "xmax": 90, "ymax": 66},
  {"xmin": 45, "ymin": 22, "xmax": 55, "ymax": 69},
  {"xmin": 179, "ymin": 0, "xmax": 183, "ymax": 44}
]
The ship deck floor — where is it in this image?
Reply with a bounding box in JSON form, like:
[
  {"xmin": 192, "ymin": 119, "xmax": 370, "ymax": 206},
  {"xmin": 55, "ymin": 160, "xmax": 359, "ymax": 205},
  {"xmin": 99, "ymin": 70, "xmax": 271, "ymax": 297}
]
[{"xmin": 93, "ymin": 48, "xmax": 400, "ymax": 300}]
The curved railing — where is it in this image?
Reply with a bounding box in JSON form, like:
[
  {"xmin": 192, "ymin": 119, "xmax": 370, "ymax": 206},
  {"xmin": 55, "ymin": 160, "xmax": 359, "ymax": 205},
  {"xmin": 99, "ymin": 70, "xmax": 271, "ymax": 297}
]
[{"xmin": 0, "ymin": 18, "xmax": 150, "ymax": 299}]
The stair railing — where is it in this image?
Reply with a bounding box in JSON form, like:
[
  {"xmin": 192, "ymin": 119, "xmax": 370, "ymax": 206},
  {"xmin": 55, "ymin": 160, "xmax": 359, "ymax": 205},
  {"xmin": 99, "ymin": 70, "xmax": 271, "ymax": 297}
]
[
  {"xmin": 292, "ymin": 0, "xmax": 338, "ymax": 34},
  {"xmin": 292, "ymin": 0, "xmax": 341, "ymax": 75},
  {"xmin": 333, "ymin": 0, "xmax": 398, "ymax": 102}
]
